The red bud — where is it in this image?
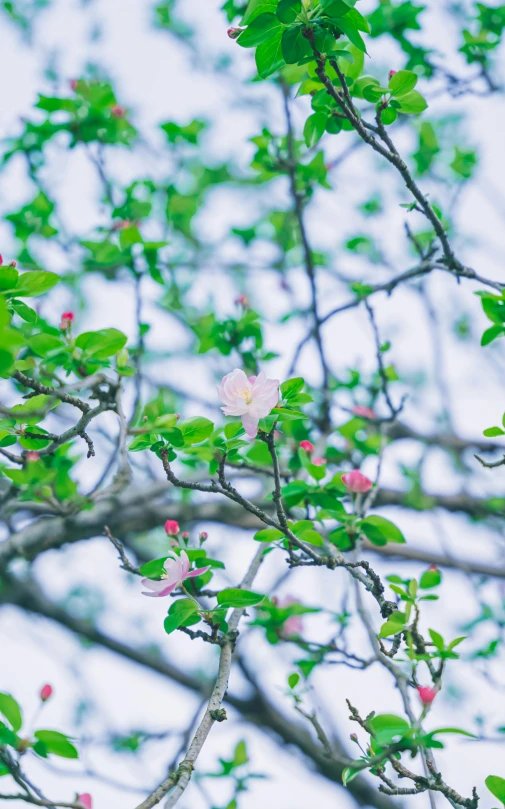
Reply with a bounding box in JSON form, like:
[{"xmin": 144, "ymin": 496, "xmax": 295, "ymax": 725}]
[
  {"xmin": 227, "ymin": 26, "xmax": 244, "ymax": 39},
  {"xmin": 388, "ymin": 70, "xmax": 397, "ymax": 80},
  {"xmin": 40, "ymin": 684, "xmax": 53, "ymax": 702}
]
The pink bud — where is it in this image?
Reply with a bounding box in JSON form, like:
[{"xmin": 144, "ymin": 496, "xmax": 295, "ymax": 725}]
[
  {"xmin": 60, "ymin": 311, "xmax": 75, "ymax": 330},
  {"xmin": 388, "ymin": 70, "xmax": 397, "ymax": 80},
  {"xmin": 70, "ymin": 79, "xmax": 78, "ymax": 91},
  {"xmin": 9, "ymin": 260, "xmax": 17, "ymax": 267},
  {"xmin": 0, "ymin": 254, "xmax": 3, "ymax": 265},
  {"xmin": 235, "ymin": 294, "xmax": 248, "ymax": 308},
  {"xmin": 200, "ymin": 531, "xmax": 208, "ymax": 541},
  {"xmin": 350, "ymin": 733, "xmax": 358, "ymax": 743},
  {"xmin": 40, "ymin": 684, "xmax": 53, "ymax": 702},
  {"xmin": 353, "ymin": 405, "xmax": 376, "ymax": 419},
  {"xmin": 164, "ymin": 520, "xmax": 180, "ymax": 536},
  {"xmin": 342, "ymin": 469, "xmax": 373, "ymax": 493},
  {"xmin": 182, "ymin": 531, "xmax": 189, "ymax": 540},
  {"xmin": 417, "ymin": 685, "xmax": 437, "ymax": 706},
  {"xmin": 26, "ymin": 451, "xmax": 40, "ymax": 462},
  {"xmin": 429, "ymin": 564, "xmax": 438, "ymax": 572},
  {"xmin": 111, "ymin": 105, "xmax": 126, "ymax": 118},
  {"xmin": 77, "ymin": 795, "xmax": 92, "ymax": 809},
  {"xmin": 312, "ymin": 457, "xmax": 326, "ymax": 466},
  {"xmin": 300, "ymin": 440, "xmax": 314, "ymax": 453},
  {"xmin": 227, "ymin": 26, "xmax": 244, "ymax": 39}
]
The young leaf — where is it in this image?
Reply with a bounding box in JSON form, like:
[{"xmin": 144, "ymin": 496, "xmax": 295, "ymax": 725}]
[
  {"xmin": 388, "ymin": 69, "xmax": 418, "ymax": 96},
  {"xmin": 164, "ymin": 598, "xmax": 199, "ymax": 635},
  {"xmin": 217, "ymin": 588, "xmax": 265, "ymax": 608}
]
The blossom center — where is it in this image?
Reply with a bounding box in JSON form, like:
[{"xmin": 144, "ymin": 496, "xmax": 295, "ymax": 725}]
[{"xmin": 237, "ymin": 387, "xmax": 253, "ymax": 405}]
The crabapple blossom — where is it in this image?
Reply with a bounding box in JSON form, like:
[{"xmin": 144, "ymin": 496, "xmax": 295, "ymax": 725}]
[
  {"xmin": 40, "ymin": 684, "xmax": 53, "ymax": 702},
  {"xmin": 141, "ymin": 550, "xmax": 210, "ymax": 597},
  {"xmin": 277, "ymin": 595, "xmax": 304, "ymax": 638},
  {"xmin": 353, "ymin": 405, "xmax": 376, "ymax": 419},
  {"xmin": 77, "ymin": 795, "xmax": 92, "ymax": 809},
  {"xmin": 312, "ymin": 457, "xmax": 325, "ymax": 466},
  {"xmin": 227, "ymin": 26, "xmax": 244, "ymax": 38},
  {"xmin": 218, "ymin": 368, "xmax": 279, "ymax": 439},
  {"xmin": 164, "ymin": 519, "xmax": 180, "ymax": 536},
  {"xmin": 417, "ymin": 685, "xmax": 437, "ymax": 705},
  {"xmin": 342, "ymin": 470, "xmax": 373, "ymax": 493},
  {"xmin": 26, "ymin": 452, "xmax": 40, "ymax": 462},
  {"xmin": 59, "ymin": 311, "xmax": 74, "ymax": 330},
  {"xmin": 299, "ymin": 440, "xmax": 314, "ymax": 453}
]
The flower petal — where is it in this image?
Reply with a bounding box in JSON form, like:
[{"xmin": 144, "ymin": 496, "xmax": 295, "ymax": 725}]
[{"xmin": 186, "ymin": 565, "xmax": 211, "ymax": 578}]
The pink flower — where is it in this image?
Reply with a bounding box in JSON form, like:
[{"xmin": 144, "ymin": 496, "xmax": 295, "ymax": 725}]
[
  {"xmin": 353, "ymin": 405, "xmax": 376, "ymax": 419},
  {"xmin": 77, "ymin": 795, "xmax": 92, "ymax": 809},
  {"xmin": 388, "ymin": 70, "xmax": 397, "ymax": 80},
  {"xmin": 417, "ymin": 685, "xmax": 437, "ymax": 706},
  {"xmin": 164, "ymin": 519, "xmax": 180, "ymax": 536},
  {"xmin": 0, "ymin": 254, "xmax": 3, "ymax": 265},
  {"xmin": 227, "ymin": 26, "xmax": 244, "ymax": 39},
  {"xmin": 300, "ymin": 440, "xmax": 314, "ymax": 453},
  {"xmin": 141, "ymin": 551, "xmax": 210, "ymax": 598},
  {"xmin": 312, "ymin": 457, "xmax": 325, "ymax": 466},
  {"xmin": 40, "ymin": 684, "xmax": 53, "ymax": 702},
  {"xmin": 26, "ymin": 451, "xmax": 40, "ymax": 462},
  {"xmin": 278, "ymin": 596, "xmax": 303, "ymax": 637},
  {"xmin": 342, "ymin": 470, "xmax": 373, "ymax": 493},
  {"xmin": 218, "ymin": 369, "xmax": 279, "ymax": 439},
  {"xmin": 111, "ymin": 105, "xmax": 126, "ymax": 118}
]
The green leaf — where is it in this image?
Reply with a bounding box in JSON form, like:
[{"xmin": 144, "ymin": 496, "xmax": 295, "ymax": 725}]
[
  {"xmin": 76, "ymin": 328, "xmax": 127, "ymax": 359},
  {"xmin": 276, "ymin": 0, "xmax": 301, "ymax": 23},
  {"xmin": 298, "ymin": 529, "xmax": 324, "ymax": 546},
  {"xmin": 33, "ymin": 730, "xmax": 78, "ymax": 759},
  {"xmin": 254, "ymin": 528, "xmax": 284, "ymax": 542},
  {"xmin": 321, "ymin": 0, "xmax": 353, "ymax": 16},
  {"xmin": 486, "ymin": 776, "xmax": 505, "ymax": 804},
  {"xmin": 379, "ymin": 613, "xmax": 406, "ymax": 638},
  {"xmin": 419, "ymin": 568, "xmax": 442, "ymax": 589},
  {"xmin": 281, "ymin": 25, "xmax": 312, "ymax": 64},
  {"xmin": 288, "ymin": 672, "xmax": 300, "ymax": 689},
  {"xmin": 429, "ymin": 628, "xmax": 445, "ymax": 651},
  {"xmin": 0, "ymin": 266, "xmax": 19, "ymax": 290},
  {"xmin": 238, "ymin": 13, "xmax": 281, "ymax": 47},
  {"xmin": 360, "ymin": 515, "xmax": 406, "ymax": 546},
  {"xmin": 369, "ymin": 713, "xmax": 410, "ymax": 746},
  {"xmin": 483, "ymin": 427, "xmax": 505, "ymax": 437},
  {"xmin": 164, "ymin": 598, "xmax": 199, "ymax": 635},
  {"xmin": 241, "ymin": 0, "xmax": 277, "ymax": 24},
  {"xmin": 139, "ymin": 556, "xmax": 168, "ymax": 579},
  {"xmin": 217, "ymin": 588, "xmax": 265, "ymax": 608},
  {"xmin": 178, "ymin": 416, "xmax": 214, "ymax": 445},
  {"xmin": 388, "ymin": 69, "xmax": 418, "ymax": 96},
  {"xmin": 335, "ymin": 15, "xmax": 367, "ymax": 53},
  {"xmin": 0, "ymin": 693, "xmax": 22, "ymax": 732},
  {"xmin": 396, "ymin": 90, "xmax": 428, "ymax": 114},
  {"xmin": 16, "ymin": 271, "xmax": 60, "ymax": 297},
  {"xmin": 342, "ymin": 765, "xmax": 362, "ymax": 785},
  {"xmin": 304, "ymin": 112, "xmax": 327, "ymax": 147},
  {"xmin": 482, "ymin": 325, "xmax": 505, "ymax": 346},
  {"xmin": 256, "ymin": 30, "xmax": 285, "ymax": 77}
]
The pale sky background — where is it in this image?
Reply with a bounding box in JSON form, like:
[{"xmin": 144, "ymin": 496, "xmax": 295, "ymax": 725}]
[{"xmin": 1, "ymin": 1, "xmax": 505, "ymax": 808}]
